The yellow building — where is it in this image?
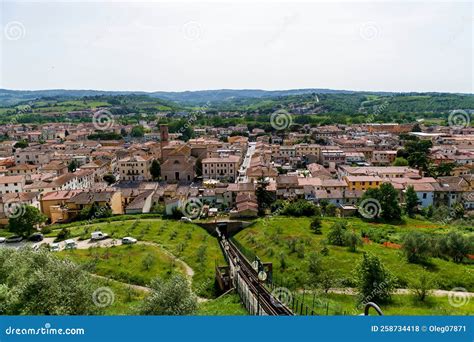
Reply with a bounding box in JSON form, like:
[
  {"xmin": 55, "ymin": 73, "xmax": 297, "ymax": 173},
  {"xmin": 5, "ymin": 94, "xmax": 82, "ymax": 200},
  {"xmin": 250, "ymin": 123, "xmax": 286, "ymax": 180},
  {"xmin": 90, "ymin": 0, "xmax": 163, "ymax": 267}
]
[{"xmin": 344, "ymin": 175, "xmax": 383, "ymax": 191}]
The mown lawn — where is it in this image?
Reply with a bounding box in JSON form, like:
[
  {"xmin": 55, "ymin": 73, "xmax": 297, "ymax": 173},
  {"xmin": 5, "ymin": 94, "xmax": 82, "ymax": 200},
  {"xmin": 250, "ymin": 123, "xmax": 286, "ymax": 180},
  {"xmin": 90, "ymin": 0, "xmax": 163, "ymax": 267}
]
[
  {"xmin": 52, "ymin": 219, "xmax": 225, "ymax": 298},
  {"xmin": 234, "ymin": 216, "xmax": 474, "ymax": 291},
  {"xmin": 59, "ymin": 244, "xmax": 186, "ymax": 287}
]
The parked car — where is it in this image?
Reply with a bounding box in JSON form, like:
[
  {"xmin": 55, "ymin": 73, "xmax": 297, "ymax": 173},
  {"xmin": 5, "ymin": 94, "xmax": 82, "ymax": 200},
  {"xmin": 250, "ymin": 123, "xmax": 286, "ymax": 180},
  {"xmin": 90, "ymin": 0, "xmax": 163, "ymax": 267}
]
[
  {"xmin": 6, "ymin": 236, "xmax": 23, "ymax": 243},
  {"xmin": 0, "ymin": 237, "xmax": 6, "ymax": 243},
  {"xmin": 28, "ymin": 233, "xmax": 44, "ymax": 242},
  {"xmin": 91, "ymin": 231, "xmax": 109, "ymax": 241},
  {"xmin": 49, "ymin": 243, "xmax": 60, "ymax": 252},
  {"xmin": 64, "ymin": 239, "xmax": 77, "ymax": 250},
  {"xmin": 122, "ymin": 237, "xmax": 137, "ymax": 245},
  {"xmin": 180, "ymin": 217, "xmax": 192, "ymax": 223}
]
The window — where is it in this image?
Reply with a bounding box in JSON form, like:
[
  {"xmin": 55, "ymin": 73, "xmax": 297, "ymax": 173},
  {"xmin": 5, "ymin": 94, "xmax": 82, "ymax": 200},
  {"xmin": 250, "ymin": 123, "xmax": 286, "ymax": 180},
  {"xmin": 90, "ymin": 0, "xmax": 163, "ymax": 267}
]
[{"xmin": 422, "ymin": 193, "xmax": 427, "ymax": 199}]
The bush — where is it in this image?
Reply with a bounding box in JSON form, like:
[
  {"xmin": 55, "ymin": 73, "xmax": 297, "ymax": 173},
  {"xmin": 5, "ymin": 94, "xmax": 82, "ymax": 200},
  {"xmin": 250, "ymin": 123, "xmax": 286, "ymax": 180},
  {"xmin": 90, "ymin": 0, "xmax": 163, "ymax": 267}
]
[
  {"xmin": 310, "ymin": 216, "xmax": 322, "ymax": 234},
  {"xmin": 402, "ymin": 231, "xmax": 432, "ymax": 263},
  {"xmin": 55, "ymin": 227, "xmax": 70, "ymax": 242},
  {"xmin": 345, "ymin": 230, "xmax": 362, "ymax": 252},
  {"xmin": 327, "ymin": 222, "xmax": 347, "ymax": 246},
  {"xmin": 437, "ymin": 231, "xmax": 473, "ymax": 263},
  {"xmin": 355, "ymin": 253, "xmax": 395, "ymax": 304},
  {"xmin": 281, "ymin": 200, "xmax": 320, "ymax": 217},
  {"xmin": 139, "ymin": 274, "xmax": 197, "ymax": 315},
  {"xmin": 410, "ymin": 271, "xmax": 436, "ymax": 302},
  {"xmin": 41, "ymin": 226, "xmax": 52, "ymax": 235},
  {"xmin": 0, "ymin": 248, "xmax": 97, "ymax": 315}
]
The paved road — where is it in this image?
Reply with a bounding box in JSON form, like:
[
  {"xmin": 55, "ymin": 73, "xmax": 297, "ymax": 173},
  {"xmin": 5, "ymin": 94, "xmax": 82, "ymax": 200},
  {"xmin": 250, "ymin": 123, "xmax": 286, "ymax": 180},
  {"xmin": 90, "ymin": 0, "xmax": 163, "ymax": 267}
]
[{"xmin": 238, "ymin": 141, "xmax": 256, "ymax": 183}]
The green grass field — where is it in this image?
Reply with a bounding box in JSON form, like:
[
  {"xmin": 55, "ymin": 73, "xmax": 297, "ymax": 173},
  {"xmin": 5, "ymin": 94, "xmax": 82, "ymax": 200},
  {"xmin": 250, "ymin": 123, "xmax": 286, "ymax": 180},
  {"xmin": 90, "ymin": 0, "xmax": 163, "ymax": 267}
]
[
  {"xmin": 52, "ymin": 218, "xmax": 225, "ymax": 297},
  {"xmin": 59, "ymin": 244, "xmax": 186, "ymax": 287},
  {"xmin": 198, "ymin": 293, "xmax": 247, "ymax": 315},
  {"xmin": 234, "ymin": 216, "xmax": 474, "ymax": 291},
  {"xmin": 295, "ymin": 292, "xmax": 474, "ymax": 316}
]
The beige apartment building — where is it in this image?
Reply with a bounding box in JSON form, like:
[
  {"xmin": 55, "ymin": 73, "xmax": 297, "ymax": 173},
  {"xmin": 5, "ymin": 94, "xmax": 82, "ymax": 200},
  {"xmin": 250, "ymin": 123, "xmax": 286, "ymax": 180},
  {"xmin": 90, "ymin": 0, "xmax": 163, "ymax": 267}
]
[
  {"xmin": 202, "ymin": 155, "xmax": 240, "ymax": 182},
  {"xmin": 118, "ymin": 156, "xmax": 153, "ymax": 182}
]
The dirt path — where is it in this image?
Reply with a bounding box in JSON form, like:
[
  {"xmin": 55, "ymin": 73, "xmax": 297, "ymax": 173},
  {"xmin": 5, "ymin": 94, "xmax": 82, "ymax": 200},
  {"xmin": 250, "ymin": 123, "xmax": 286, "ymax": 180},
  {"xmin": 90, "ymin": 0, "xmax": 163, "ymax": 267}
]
[
  {"xmin": 138, "ymin": 241, "xmax": 194, "ymax": 277},
  {"xmin": 91, "ymin": 273, "xmax": 151, "ymax": 293},
  {"xmin": 55, "ymin": 237, "xmax": 195, "ymax": 278},
  {"xmin": 69, "ymin": 238, "xmax": 208, "ymax": 302}
]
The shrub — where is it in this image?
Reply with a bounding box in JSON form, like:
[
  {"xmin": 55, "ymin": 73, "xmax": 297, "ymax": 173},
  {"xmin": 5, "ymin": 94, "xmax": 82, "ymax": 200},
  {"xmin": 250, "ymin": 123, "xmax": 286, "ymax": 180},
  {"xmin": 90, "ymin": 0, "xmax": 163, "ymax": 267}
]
[
  {"xmin": 410, "ymin": 271, "xmax": 436, "ymax": 302},
  {"xmin": 310, "ymin": 216, "xmax": 322, "ymax": 234},
  {"xmin": 345, "ymin": 230, "xmax": 362, "ymax": 252},
  {"xmin": 281, "ymin": 200, "xmax": 320, "ymax": 217},
  {"xmin": 355, "ymin": 253, "xmax": 395, "ymax": 304},
  {"xmin": 402, "ymin": 231, "xmax": 432, "ymax": 263},
  {"xmin": 139, "ymin": 274, "xmax": 197, "ymax": 315},
  {"xmin": 327, "ymin": 222, "xmax": 347, "ymax": 246},
  {"xmin": 437, "ymin": 231, "xmax": 473, "ymax": 263}
]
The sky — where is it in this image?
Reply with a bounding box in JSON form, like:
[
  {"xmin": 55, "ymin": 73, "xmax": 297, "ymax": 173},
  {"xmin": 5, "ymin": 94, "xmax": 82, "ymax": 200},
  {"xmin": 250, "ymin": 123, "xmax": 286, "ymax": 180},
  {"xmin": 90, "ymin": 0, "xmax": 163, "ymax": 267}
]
[{"xmin": 0, "ymin": 0, "xmax": 472, "ymax": 93}]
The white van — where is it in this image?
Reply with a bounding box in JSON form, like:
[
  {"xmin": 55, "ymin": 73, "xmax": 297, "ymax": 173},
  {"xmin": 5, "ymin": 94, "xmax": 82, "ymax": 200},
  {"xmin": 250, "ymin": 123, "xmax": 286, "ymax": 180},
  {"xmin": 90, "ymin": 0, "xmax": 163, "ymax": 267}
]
[{"xmin": 91, "ymin": 231, "xmax": 109, "ymax": 241}]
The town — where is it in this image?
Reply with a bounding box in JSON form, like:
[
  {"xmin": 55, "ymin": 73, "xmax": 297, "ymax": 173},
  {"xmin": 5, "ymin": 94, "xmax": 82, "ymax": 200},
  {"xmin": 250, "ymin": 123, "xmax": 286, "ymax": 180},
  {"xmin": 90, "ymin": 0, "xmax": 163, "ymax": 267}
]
[{"xmin": 0, "ymin": 92, "xmax": 473, "ymax": 316}]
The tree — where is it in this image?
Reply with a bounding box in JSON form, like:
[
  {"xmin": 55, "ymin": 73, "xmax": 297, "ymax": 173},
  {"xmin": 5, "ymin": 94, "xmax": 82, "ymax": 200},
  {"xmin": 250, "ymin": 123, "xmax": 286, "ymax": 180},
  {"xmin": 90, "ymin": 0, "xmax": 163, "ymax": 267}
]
[
  {"xmin": 437, "ymin": 231, "xmax": 473, "ymax": 263},
  {"xmin": 345, "ymin": 229, "xmax": 362, "ymax": 252},
  {"xmin": 130, "ymin": 125, "xmax": 145, "ymax": 137},
  {"xmin": 318, "ymin": 270, "xmax": 337, "ymax": 294},
  {"xmin": 103, "ymin": 174, "xmax": 116, "ymax": 185},
  {"xmin": 427, "ymin": 162, "xmax": 455, "ymax": 178},
  {"xmin": 255, "ymin": 176, "xmax": 273, "ymax": 216},
  {"xmin": 324, "ymin": 203, "xmax": 337, "ymax": 217},
  {"xmin": 410, "ymin": 271, "xmax": 435, "ymax": 302},
  {"xmin": 8, "ymin": 205, "xmax": 46, "ymax": 237},
  {"xmin": 150, "ymin": 160, "xmax": 161, "ymax": 180},
  {"xmin": 392, "ymin": 157, "xmax": 408, "ymax": 166},
  {"xmin": 142, "ymin": 253, "xmax": 156, "ymax": 271},
  {"xmin": 361, "ymin": 184, "xmax": 401, "ymax": 222},
  {"xmin": 0, "ymin": 248, "xmax": 97, "ymax": 315},
  {"xmin": 402, "ymin": 231, "xmax": 432, "ymax": 263},
  {"xmin": 400, "ymin": 139, "xmax": 433, "ymax": 171},
  {"xmin": 378, "ymin": 183, "xmax": 402, "ymax": 221},
  {"xmin": 310, "ymin": 216, "xmax": 322, "ymax": 234},
  {"xmin": 307, "ymin": 252, "xmax": 323, "ymax": 281},
  {"xmin": 404, "ymin": 185, "xmax": 419, "ymax": 218},
  {"xmin": 327, "ymin": 222, "xmax": 347, "ymax": 246},
  {"xmin": 68, "ymin": 160, "xmax": 78, "ymax": 173},
  {"xmin": 281, "ymin": 199, "xmax": 319, "ymax": 217},
  {"xmin": 79, "ymin": 202, "xmax": 112, "ymax": 221},
  {"xmin": 139, "ymin": 274, "xmax": 197, "ymax": 315},
  {"xmin": 14, "ymin": 140, "xmax": 28, "ymax": 149},
  {"xmin": 195, "ymin": 158, "xmax": 203, "ymax": 177},
  {"xmin": 355, "ymin": 253, "xmax": 395, "ymax": 304}
]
